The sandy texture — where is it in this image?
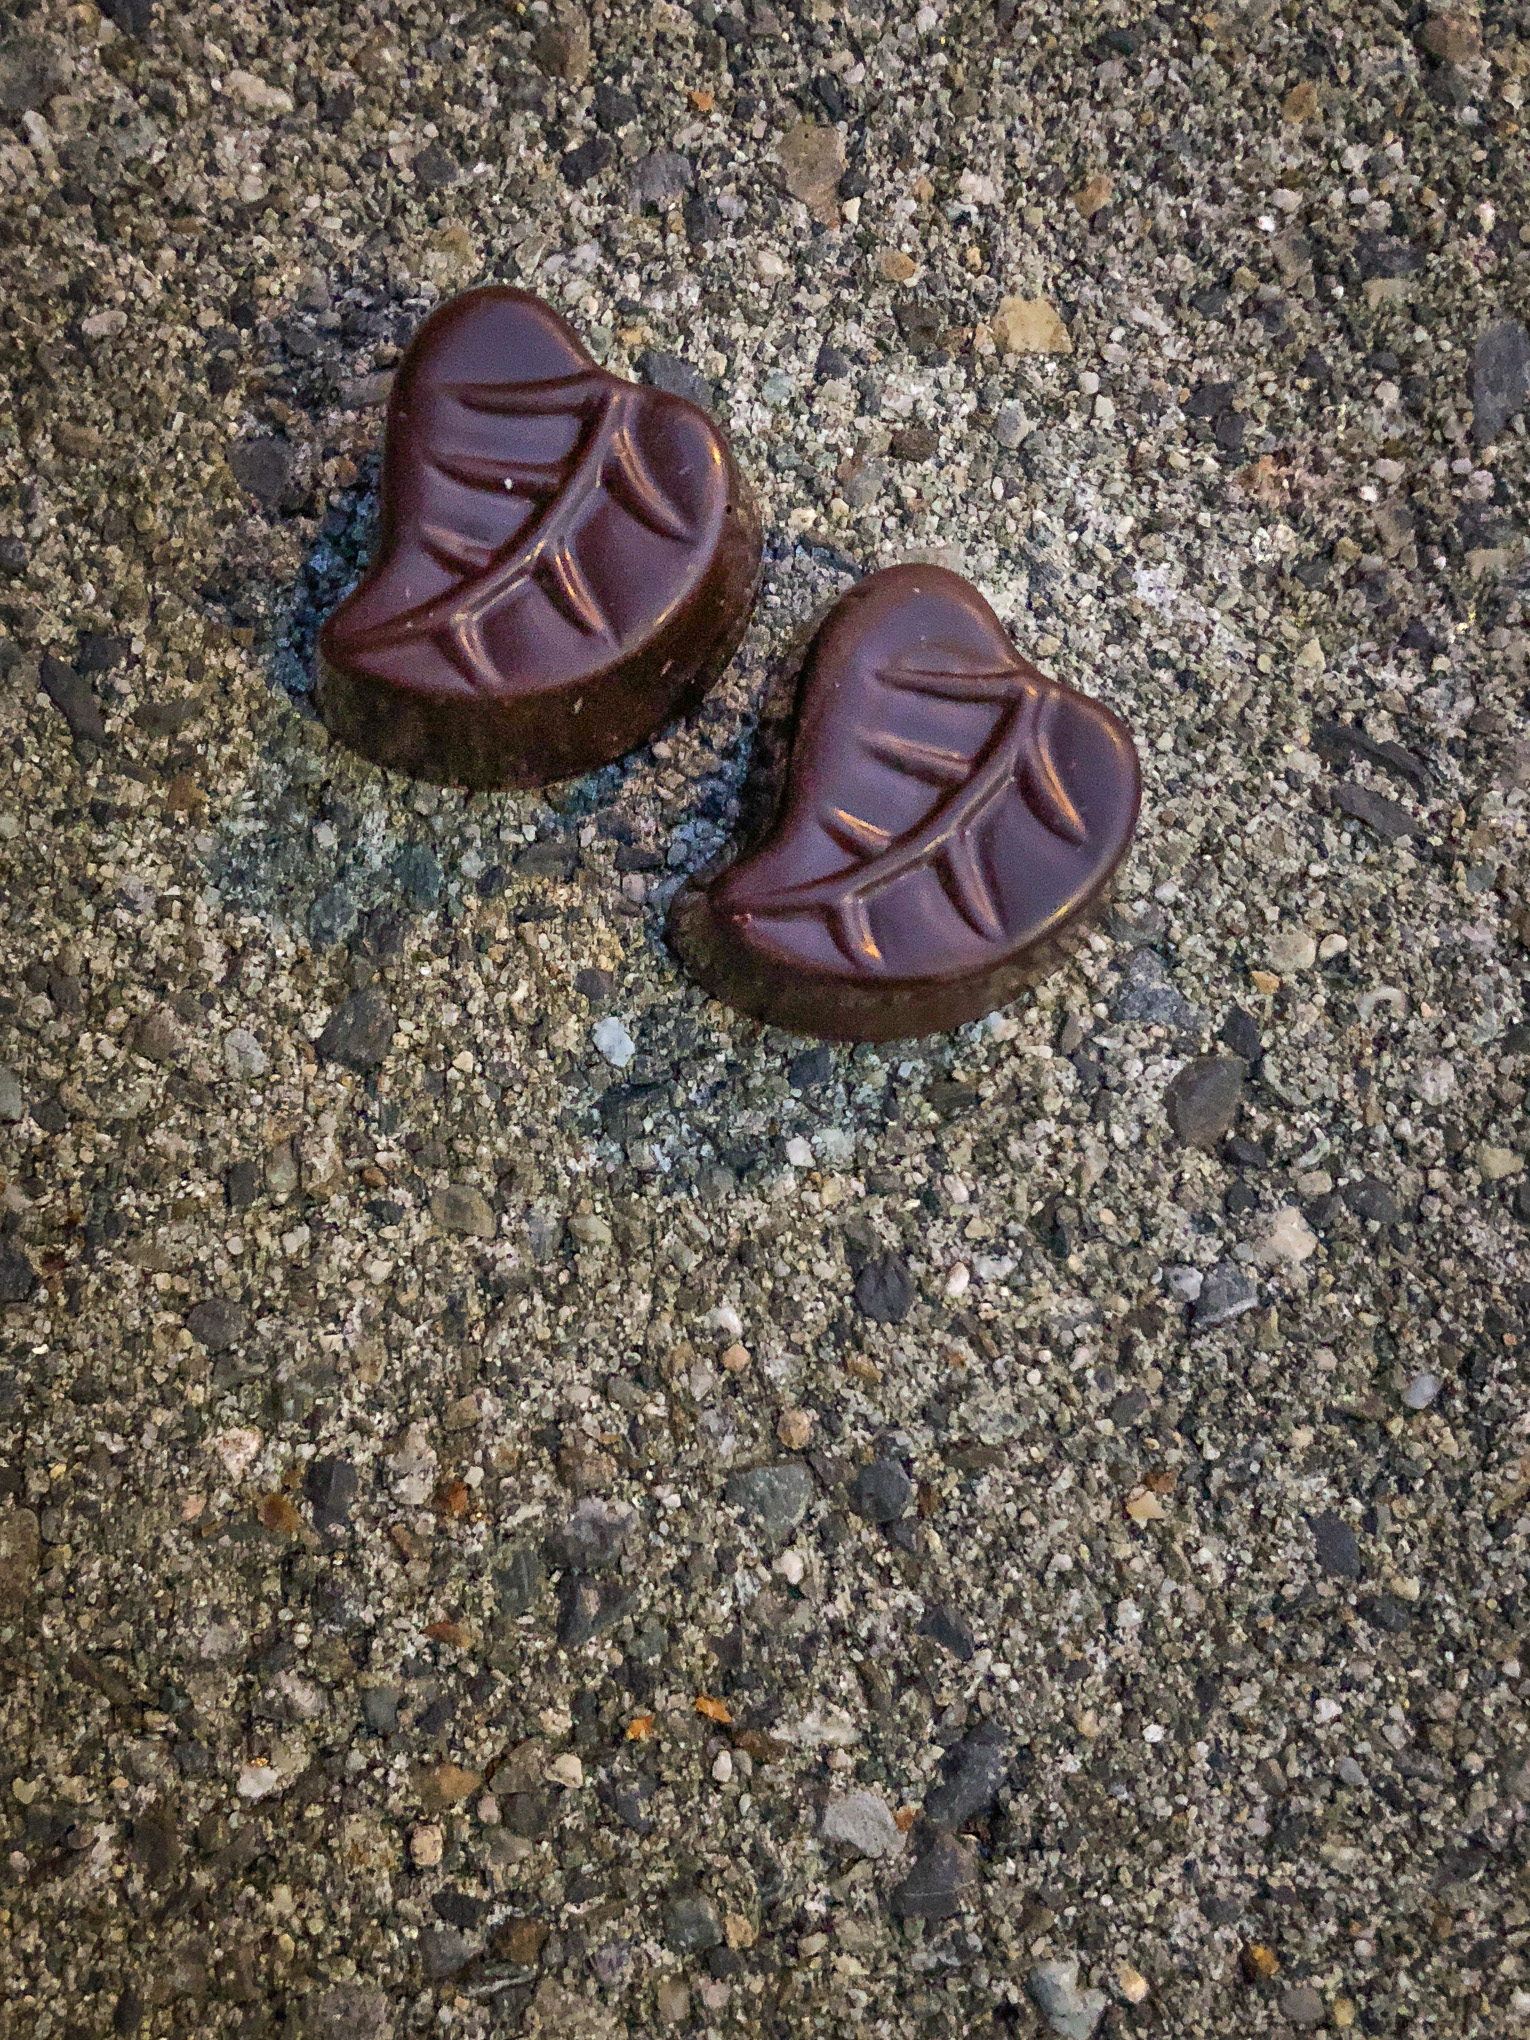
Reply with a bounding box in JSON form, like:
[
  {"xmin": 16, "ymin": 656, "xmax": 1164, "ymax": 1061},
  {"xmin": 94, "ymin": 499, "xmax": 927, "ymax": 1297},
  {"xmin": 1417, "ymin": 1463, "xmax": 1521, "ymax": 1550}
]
[{"xmin": 1, "ymin": 1, "xmax": 1528, "ymax": 2036}]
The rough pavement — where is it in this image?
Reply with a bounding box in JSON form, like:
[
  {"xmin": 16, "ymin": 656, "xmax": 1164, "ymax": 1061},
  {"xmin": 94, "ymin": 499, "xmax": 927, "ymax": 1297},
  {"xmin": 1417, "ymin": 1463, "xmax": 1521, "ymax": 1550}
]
[{"xmin": 1, "ymin": 1, "xmax": 1528, "ymax": 2036}]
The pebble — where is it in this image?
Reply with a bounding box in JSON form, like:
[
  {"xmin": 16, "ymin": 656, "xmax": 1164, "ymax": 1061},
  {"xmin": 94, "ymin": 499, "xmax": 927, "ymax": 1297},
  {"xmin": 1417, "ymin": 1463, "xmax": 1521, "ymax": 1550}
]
[
  {"xmin": 1256, "ymin": 1206, "xmax": 1319, "ymax": 1268},
  {"xmin": 992, "ymin": 297, "xmax": 1072, "ymax": 356},
  {"xmin": 776, "ymin": 1408, "xmax": 814, "ymax": 1450},
  {"xmin": 0, "ymin": 1067, "xmax": 23, "ymax": 1122},
  {"xmin": 430, "ymin": 1184, "xmax": 496, "ymax": 1239},
  {"xmin": 778, "ymin": 118, "xmax": 844, "ymax": 224},
  {"xmin": 1164, "ymin": 1055, "xmax": 1245, "ymax": 1150},
  {"xmin": 820, "ymin": 1789, "xmax": 906, "ymax": 1859},
  {"xmin": 184, "ymin": 1298, "xmax": 246, "ymax": 1353},
  {"xmin": 229, "ymin": 438, "xmax": 294, "ymax": 505},
  {"xmin": 39, "ymin": 655, "xmax": 107, "ymax": 744},
  {"xmin": 222, "ymin": 1027, "xmax": 269, "ymax": 1081},
  {"xmin": 1333, "ymin": 782, "xmax": 1414, "ymax": 842},
  {"xmin": 919, "ymin": 1601, "xmax": 976, "ymax": 1661},
  {"xmin": 1402, "ymin": 1372, "xmax": 1441, "ymax": 1411},
  {"xmin": 1479, "ymin": 1144, "xmax": 1521, "ymax": 1183},
  {"xmin": 852, "ymin": 1252, "xmax": 914, "ymax": 1323},
  {"xmin": 1311, "ymin": 1511, "xmax": 1362, "ymax": 1580},
  {"xmin": 663, "ymin": 1892, "xmax": 722, "ymax": 1953},
  {"xmin": 1029, "ymin": 1958, "xmax": 1108, "ymax": 2039},
  {"xmin": 1266, "ymin": 928, "xmax": 1317, "ymax": 974},
  {"xmin": 1280, "ymin": 1984, "xmax": 1327, "ymax": 2028},
  {"xmin": 851, "ymin": 1457, "xmax": 913, "ymax": 1525},
  {"xmin": 889, "ymin": 1833, "xmax": 977, "ymax": 1919},
  {"xmin": 555, "ymin": 1498, "xmax": 635, "ymax": 1570},
  {"xmin": 1472, "ymin": 318, "xmax": 1530, "ymax": 446},
  {"xmin": 924, "ymin": 1721, "xmax": 1006, "ymax": 1828},
  {"xmin": 0, "ymin": 1508, "xmax": 39, "ymax": 1615},
  {"xmin": 316, "ymin": 986, "xmax": 396, "ymax": 1071},
  {"xmin": 724, "ymin": 1463, "xmax": 815, "ymax": 1540},
  {"xmin": 1342, "ymin": 1175, "xmax": 1403, "ymax": 1224},
  {"xmin": 987, "ymin": 405, "xmax": 1027, "ymax": 455},
  {"xmin": 592, "ymin": 1016, "xmax": 637, "ymax": 1068},
  {"xmin": 1192, "ymin": 1262, "xmax": 1257, "ymax": 1329}
]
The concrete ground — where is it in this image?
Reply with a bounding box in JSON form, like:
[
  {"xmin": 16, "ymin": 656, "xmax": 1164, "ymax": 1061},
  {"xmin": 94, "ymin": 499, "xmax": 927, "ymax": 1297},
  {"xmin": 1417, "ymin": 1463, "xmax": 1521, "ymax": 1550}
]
[{"xmin": 0, "ymin": 0, "xmax": 1528, "ymax": 2035}]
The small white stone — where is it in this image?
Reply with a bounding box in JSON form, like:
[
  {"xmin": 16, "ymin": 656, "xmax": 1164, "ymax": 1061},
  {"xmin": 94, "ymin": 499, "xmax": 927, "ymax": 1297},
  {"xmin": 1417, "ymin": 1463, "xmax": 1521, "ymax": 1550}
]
[
  {"xmin": 1255, "ymin": 1206, "xmax": 1319, "ymax": 1268},
  {"xmin": 546, "ymin": 1753, "xmax": 584, "ymax": 1789},
  {"xmin": 1478, "ymin": 1143, "xmax": 1520, "ymax": 1183},
  {"xmin": 591, "ymin": 1016, "xmax": 636, "ymax": 1068},
  {"xmin": 756, "ymin": 247, "xmax": 787, "ymax": 278},
  {"xmin": 1266, "ymin": 927, "xmax": 1317, "ymax": 974},
  {"xmin": 775, "ymin": 1547, "xmax": 805, "ymax": 1585},
  {"xmin": 411, "ymin": 1823, "xmax": 444, "ymax": 1867},
  {"xmin": 223, "ymin": 1027, "xmax": 269, "ymax": 1080},
  {"xmin": 711, "ymin": 1749, "xmax": 733, "ymax": 1783},
  {"xmin": 237, "ymin": 1761, "xmax": 283, "ymax": 1800},
  {"xmin": 944, "ymin": 1261, "xmax": 971, "ymax": 1300},
  {"xmin": 1402, "ymin": 1372, "xmax": 1440, "ymax": 1411},
  {"xmin": 1317, "ymin": 932, "xmax": 1347, "ymax": 961},
  {"xmin": 1411, "ymin": 1059, "xmax": 1456, "ymax": 1106},
  {"xmin": 785, "ymin": 1136, "xmax": 815, "ymax": 1167}
]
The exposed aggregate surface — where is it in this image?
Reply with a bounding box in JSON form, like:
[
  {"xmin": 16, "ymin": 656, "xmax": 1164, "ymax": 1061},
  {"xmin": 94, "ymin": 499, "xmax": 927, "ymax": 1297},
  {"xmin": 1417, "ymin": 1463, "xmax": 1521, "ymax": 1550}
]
[{"xmin": 1, "ymin": 0, "xmax": 1530, "ymax": 2036}]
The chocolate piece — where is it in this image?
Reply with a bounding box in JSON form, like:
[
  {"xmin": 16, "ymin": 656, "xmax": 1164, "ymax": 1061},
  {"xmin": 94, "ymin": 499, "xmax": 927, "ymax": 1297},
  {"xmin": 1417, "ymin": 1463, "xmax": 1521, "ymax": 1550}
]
[
  {"xmin": 319, "ymin": 288, "xmax": 761, "ymax": 789},
  {"xmin": 668, "ymin": 565, "xmax": 1140, "ymax": 1042}
]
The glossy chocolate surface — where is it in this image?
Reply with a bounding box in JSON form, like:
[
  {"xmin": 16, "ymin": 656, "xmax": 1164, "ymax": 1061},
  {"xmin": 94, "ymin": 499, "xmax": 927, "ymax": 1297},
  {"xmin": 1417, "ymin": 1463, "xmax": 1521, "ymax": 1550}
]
[
  {"xmin": 669, "ymin": 565, "xmax": 1141, "ymax": 1042},
  {"xmin": 319, "ymin": 288, "xmax": 761, "ymax": 789}
]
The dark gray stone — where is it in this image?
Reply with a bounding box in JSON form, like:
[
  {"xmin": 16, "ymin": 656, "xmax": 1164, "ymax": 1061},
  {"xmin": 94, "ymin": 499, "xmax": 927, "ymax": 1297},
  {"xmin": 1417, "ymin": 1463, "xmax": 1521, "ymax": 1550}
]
[
  {"xmin": 555, "ymin": 1498, "xmax": 635, "ymax": 1570},
  {"xmin": 390, "ymin": 844, "xmax": 443, "ymax": 910},
  {"xmin": 229, "ymin": 437, "xmax": 294, "ymax": 504},
  {"xmin": 309, "ymin": 885, "xmax": 359, "ymax": 949},
  {"xmin": 0, "ymin": 1238, "xmax": 37, "ymax": 1305},
  {"xmin": 515, "ymin": 837, "xmax": 578, "ymax": 879},
  {"xmin": 1473, "ymin": 319, "xmax": 1530, "ymax": 447},
  {"xmin": 851, "ymin": 1458, "xmax": 912, "ymax": 1525},
  {"xmin": 1220, "ymin": 1007, "xmax": 1263, "ymax": 1062},
  {"xmin": 888, "ymin": 1833, "xmax": 977, "ymax": 1919},
  {"xmin": 853, "ymin": 1252, "xmax": 914, "ymax": 1324},
  {"xmin": 638, "ymin": 349, "xmax": 713, "ymax": 412},
  {"xmin": 924, "ymin": 1720, "xmax": 1006, "ymax": 1829},
  {"xmin": 316, "ymin": 986, "xmax": 396, "ymax": 1070},
  {"xmin": 1343, "ymin": 1175, "xmax": 1403, "ymax": 1225},
  {"xmin": 1192, "ymin": 1262, "xmax": 1256, "ymax": 1329},
  {"xmin": 305, "ymin": 1456, "xmax": 358, "ymax": 1531},
  {"xmin": 0, "ymin": 34, "xmax": 71, "ymax": 115},
  {"xmin": 663, "ymin": 1892, "xmax": 722, "ymax": 1954},
  {"xmin": 184, "ymin": 1298, "xmax": 246, "ymax": 1353},
  {"xmin": 226, "ymin": 1159, "xmax": 262, "ymax": 1211},
  {"xmin": 413, "ymin": 143, "xmax": 458, "ymax": 189},
  {"xmin": 558, "ymin": 1574, "xmax": 635, "ymax": 1646},
  {"xmin": 560, "ymin": 133, "xmax": 614, "ymax": 188},
  {"xmin": 724, "ymin": 1463, "xmax": 815, "ymax": 1540},
  {"xmin": 919, "ymin": 1602, "xmax": 975, "ymax": 1661},
  {"xmin": 1311, "ymin": 1510, "xmax": 1361, "ymax": 1580},
  {"xmin": 493, "ymin": 1544, "xmax": 544, "ymax": 1620},
  {"xmin": 40, "ymin": 656, "xmax": 106, "ymax": 744},
  {"xmin": 1164, "ymin": 1056, "xmax": 1245, "ymax": 1150},
  {"xmin": 1333, "ymin": 782, "xmax": 1414, "ymax": 841},
  {"xmin": 1280, "ymin": 1984, "xmax": 1326, "ymax": 2029}
]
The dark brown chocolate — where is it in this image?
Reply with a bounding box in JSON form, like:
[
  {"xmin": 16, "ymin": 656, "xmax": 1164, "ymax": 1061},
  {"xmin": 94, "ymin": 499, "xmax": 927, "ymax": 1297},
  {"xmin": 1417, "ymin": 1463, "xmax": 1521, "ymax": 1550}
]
[
  {"xmin": 668, "ymin": 565, "xmax": 1141, "ymax": 1043},
  {"xmin": 318, "ymin": 288, "xmax": 761, "ymax": 789}
]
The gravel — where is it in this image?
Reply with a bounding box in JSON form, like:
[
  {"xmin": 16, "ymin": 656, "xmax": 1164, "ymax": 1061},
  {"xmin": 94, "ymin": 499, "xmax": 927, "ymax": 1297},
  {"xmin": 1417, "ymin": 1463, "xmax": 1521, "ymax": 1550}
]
[{"xmin": 1, "ymin": 2, "xmax": 1527, "ymax": 2035}]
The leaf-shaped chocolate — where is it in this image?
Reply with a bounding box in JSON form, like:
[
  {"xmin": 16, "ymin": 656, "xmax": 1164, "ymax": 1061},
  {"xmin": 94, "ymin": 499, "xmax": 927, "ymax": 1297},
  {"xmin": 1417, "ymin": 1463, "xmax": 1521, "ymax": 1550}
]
[
  {"xmin": 668, "ymin": 565, "xmax": 1141, "ymax": 1042},
  {"xmin": 319, "ymin": 288, "xmax": 762, "ymax": 789}
]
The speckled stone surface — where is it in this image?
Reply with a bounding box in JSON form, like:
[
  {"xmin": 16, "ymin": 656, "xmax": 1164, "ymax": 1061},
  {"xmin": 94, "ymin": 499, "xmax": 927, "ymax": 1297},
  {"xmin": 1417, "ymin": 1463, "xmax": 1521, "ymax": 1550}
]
[{"xmin": 1, "ymin": 2, "xmax": 1528, "ymax": 2037}]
